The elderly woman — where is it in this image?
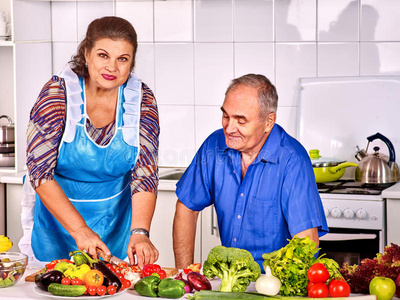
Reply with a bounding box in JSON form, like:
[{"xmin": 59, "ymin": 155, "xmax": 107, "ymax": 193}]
[{"xmin": 25, "ymin": 16, "xmax": 159, "ymax": 267}]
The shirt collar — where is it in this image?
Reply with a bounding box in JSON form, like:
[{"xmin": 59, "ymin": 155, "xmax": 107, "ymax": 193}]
[{"xmin": 224, "ymin": 124, "xmax": 281, "ymax": 164}]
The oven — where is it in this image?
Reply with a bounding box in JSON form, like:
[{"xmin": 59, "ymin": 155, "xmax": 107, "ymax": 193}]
[{"xmin": 317, "ymin": 180, "xmax": 394, "ymax": 266}]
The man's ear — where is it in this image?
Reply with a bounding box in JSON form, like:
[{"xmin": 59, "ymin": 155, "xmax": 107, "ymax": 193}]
[{"xmin": 265, "ymin": 112, "xmax": 276, "ymax": 132}]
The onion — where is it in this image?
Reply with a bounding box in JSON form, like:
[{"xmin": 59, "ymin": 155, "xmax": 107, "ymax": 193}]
[
  {"xmin": 395, "ymin": 273, "xmax": 400, "ymax": 297},
  {"xmin": 174, "ymin": 272, "xmax": 193, "ymax": 293},
  {"xmin": 255, "ymin": 266, "xmax": 281, "ymax": 296},
  {"xmin": 187, "ymin": 271, "xmax": 212, "ymax": 291}
]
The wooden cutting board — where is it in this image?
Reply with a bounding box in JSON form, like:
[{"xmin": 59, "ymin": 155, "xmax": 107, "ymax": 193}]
[{"xmin": 25, "ymin": 266, "xmax": 179, "ymax": 282}]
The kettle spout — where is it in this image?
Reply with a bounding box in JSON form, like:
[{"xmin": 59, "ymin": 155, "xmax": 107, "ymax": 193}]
[{"xmin": 355, "ymin": 149, "xmax": 367, "ymax": 161}]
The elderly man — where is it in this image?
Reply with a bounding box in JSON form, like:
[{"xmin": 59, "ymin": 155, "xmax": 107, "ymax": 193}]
[{"xmin": 172, "ymin": 74, "xmax": 328, "ymax": 270}]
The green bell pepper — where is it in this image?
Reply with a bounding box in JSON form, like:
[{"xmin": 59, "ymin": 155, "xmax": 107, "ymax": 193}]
[
  {"xmin": 134, "ymin": 275, "xmax": 161, "ymax": 297},
  {"xmin": 157, "ymin": 278, "xmax": 186, "ymax": 299}
]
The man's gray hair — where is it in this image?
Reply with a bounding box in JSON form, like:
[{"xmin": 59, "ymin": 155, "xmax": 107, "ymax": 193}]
[{"xmin": 225, "ymin": 74, "xmax": 278, "ymax": 120}]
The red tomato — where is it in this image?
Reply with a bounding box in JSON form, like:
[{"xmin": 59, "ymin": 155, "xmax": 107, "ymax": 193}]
[
  {"xmin": 107, "ymin": 285, "xmax": 117, "ymax": 295},
  {"xmin": 71, "ymin": 278, "xmax": 84, "ymax": 286},
  {"xmin": 117, "ymin": 273, "xmax": 124, "ymax": 281},
  {"xmin": 122, "ymin": 279, "xmax": 132, "ymax": 289},
  {"xmin": 308, "ymin": 283, "xmax": 329, "ymax": 298},
  {"xmin": 158, "ymin": 270, "xmax": 167, "ymax": 280},
  {"xmin": 61, "ymin": 277, "xmax": 71, "ymax": 285},
  {"xmin": 83, "ymin": 285, "xmax": 89, "ymax": 295},
  {"xmin": 307, "ymin": 263, "xmax": 330, "ymax": 283},
  {"xmin": 96, "ymin": 285, "xmax": 107, "ymax": 296},
  {"xmin": 88, "ymin": 286, "xmax": 97, "ymax": 296},
  {"xmin": 307, "ymin": 281, "xmax": 316, "ymax": 291},
  {"xmin": 329, "ymin": 279, "xmax": 351, "ymax": 297}
]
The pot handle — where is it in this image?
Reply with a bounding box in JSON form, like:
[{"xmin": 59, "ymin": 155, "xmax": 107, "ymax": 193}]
[
  {"xmin": 0, "ymin": 115, "xmax": 13, "ymax": 126},
  {"xmin": 329, "ymin": 162, "xmax": 358, "ymax": 174},
  {"xmin": 367, "ymin": 132, "xmax": 396, "ymax": 163}
]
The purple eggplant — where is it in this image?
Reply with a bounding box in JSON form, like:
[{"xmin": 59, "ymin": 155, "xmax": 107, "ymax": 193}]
[{"xmin": 187, "ymin": 271, "xmax": 212, "ymax": 291}]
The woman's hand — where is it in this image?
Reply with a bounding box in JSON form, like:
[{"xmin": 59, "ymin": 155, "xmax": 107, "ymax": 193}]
[
  {"xmin": 71, "ymin": 226, "xmax": 110, "ymax": 259},
  {"xmin": 127, "ymin": 234, "xmax": 159, "ymax": 269}
]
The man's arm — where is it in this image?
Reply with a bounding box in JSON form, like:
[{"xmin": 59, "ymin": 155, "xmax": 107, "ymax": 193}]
[
  {"xmin": 173, "ymin": 200, "xmax": 199, "ymax": 268},
  {"xmin": 295, "ymin": 227, "xmax": 320, "ymax": 246}
]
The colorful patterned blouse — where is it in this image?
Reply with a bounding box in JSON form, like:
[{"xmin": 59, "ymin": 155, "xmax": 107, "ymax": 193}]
[{"xmin": 26, "ymin": 75, "xmax": 159, "ymax": 195}]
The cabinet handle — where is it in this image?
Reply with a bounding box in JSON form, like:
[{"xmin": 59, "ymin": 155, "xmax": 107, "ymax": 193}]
[{"xmin": 211, "ymin": 206, "xmax": 218, "ymax": 236}]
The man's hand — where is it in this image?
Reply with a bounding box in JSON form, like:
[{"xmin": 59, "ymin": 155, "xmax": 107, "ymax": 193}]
[{"xmin": 127, "ymin": 234, "xmax": 159, "ymax": 269}]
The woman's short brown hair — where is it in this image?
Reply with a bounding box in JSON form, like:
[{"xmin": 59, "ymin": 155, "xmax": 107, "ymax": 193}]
[{"xmin": 70, "ymin": 16, "xmax": 138, "ymax": 78}]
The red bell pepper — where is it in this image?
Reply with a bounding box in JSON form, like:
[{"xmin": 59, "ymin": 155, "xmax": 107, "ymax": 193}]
[{"xmin": 141, "ymin": 264, "xmax": 167, "ymax": 279}]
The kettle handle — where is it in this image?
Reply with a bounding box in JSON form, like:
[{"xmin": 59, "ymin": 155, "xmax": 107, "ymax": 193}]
[{"xmin": 367, "ymin": 132, "xmax": 396, "ymax": 163}]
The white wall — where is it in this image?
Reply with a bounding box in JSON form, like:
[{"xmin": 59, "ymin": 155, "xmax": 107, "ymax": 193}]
[{"xmin": 50, "ymin": 0, "xmax": 400, "ymax": 167}]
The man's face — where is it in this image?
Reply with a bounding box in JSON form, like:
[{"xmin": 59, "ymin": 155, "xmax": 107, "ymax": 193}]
[{"xmin": 221, "ymin": 84, "xmax": 275, "ymax": 154}]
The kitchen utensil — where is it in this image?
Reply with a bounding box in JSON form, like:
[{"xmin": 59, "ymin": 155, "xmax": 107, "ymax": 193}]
[
  {"xmin": 355, "ymin": 132, "xmax": 399, "ymax": 184},
  {"xmin": 96, "ymin": 248, "xmax": 131, "ymax": 267},
  {"xmin": 0, "ymin": 115, "xmax": 14, "ymax": 144},
  {"xmin": 309, "ymin": 149, "xmax": 358, "ymax": 183}
]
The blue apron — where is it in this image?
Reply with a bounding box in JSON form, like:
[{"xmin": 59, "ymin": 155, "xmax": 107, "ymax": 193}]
[{"xmin": 32, "ymin": 66, "xmax": 142, "ymax": 261}]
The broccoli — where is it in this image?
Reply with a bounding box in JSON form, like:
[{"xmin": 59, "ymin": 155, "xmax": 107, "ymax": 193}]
[{"xmin": 202, "ymin": 245, "xmax": 261, "ymax": 292}]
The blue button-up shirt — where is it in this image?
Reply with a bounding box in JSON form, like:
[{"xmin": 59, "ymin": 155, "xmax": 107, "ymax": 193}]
[{"xmin": 176, "ymin": 124, "xmax": 328, "ymax": 269}]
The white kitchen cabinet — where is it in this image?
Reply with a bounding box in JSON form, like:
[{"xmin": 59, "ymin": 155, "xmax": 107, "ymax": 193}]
[
  {"xmin": 200, "ymin": 205, "xmax": 221, "ymax": 262},
  {"xmin": 5, "ymin": 182, "xmax": 23, "ymax": 252},
  {"xmin": 386, "ymin": 199, "xmax": 400, "ymax": 246},
  {"xmin": 0, "ymin": 0, "xmax": 52, "ymax": 173}
]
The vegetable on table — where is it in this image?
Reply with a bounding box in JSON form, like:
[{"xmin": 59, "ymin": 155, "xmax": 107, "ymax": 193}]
[
  {"xmin": 71, "ymin": 253, "xmax": 88, "ymax": 266},
  {"xmin": 134, "ymin": 275, "xmax": 161, "ymax": 297},
  {"xmin": 187, "ymin": 271, "xmax": 212, "ymax": 291},
  {"xmin": 328, "ymin": 279, "xmax": 351, "ymax": 297},
  {"xmin": 308, "ymin": 282, "xmax": 329, "ymax": 298},
  {"xmin": 184, "ymin": 263, "xmax": 201, "ymax": 274},
  {"xmin": 47, "ymin": 283, "xmax": 87, "ymax": 297},
  {"xmin": 69, "ymin": 250, "xmax": 122, "ymax": 292},
  {"xmin": 307, "ymin": 263, "xmax": 329, "ymax": 283},
  {"xmin": 157, "ymin": 278, "xmax": 186, "ymax": 299},
  {"xmin": 188, "ymin": 290, "xmax": 378, "ymax": 300},
  {"xmin": 175, "ymin": 272, "xmax": 193, "ymax": 293},
  {"xmin": 255, "ymin": 266, "xmax": 281, "ymax": 296},
  {"xmin": 34, "ymin": 270, "xmax": 63, "ymax": 291},
  {"xmin": 84, "ymin": 269, "xmax": 104, "ymax": 287},
  {"xmin": 340, "ymin": 243, "xmax": 400, "ymax": 294},
  {"xmin": 142, "ymin": 264, "xmax": 167, "ymax": 279},
  {"xmin": 262, "ymin": 236, "xmax": 342, "ymax": 297},
  {"xmin": 202, "ymin": 245, "xmax": 261, "ymax": 292}
]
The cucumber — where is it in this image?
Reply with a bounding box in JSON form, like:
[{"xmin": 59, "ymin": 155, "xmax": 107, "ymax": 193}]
[{"xmin": 47, "ymin": 283, "xmax": 86, "ymax": 297}]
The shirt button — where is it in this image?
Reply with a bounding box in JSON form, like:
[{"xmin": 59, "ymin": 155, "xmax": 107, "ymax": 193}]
[
  {"xmin": 233, "ymin": 170, "xmax": 235, "ymax": 174},
  {"xmin": 233, "ymin": 238, "xmax": 237, "ymax": 242},
  {"xmin": 237, "ymin": 215, "xmax": 241, "ymax": 219},
  {"xmin": 240, "ymin": 193, "xmax": 244, "ymax": 197}
]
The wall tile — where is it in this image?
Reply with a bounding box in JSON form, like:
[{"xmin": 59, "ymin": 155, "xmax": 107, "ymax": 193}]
[
  {"xmin": 234, "ymin": 0, "xmax": 273, "ymax": 42},
  {"xmin": 77, "ymin": 2, "xmax": 114, "ymax": 41},
  {"xmin": 194, "ymin": 43, "xmax": 234, "ymax": 106},
  {"xmin": 154, "ymin": 43, "xmax": 194, "ymax": 105},
  {"xmin": 116, "ymin": 0, "xmax": 153, "ymax": 43},
  {"xmin": 275, "ymin": 0, "xmax": 317, "ymax": 42},
  {"xmin": 275, "ymin": 43, "xmax": 317, "ymax": 107},
  {"xmin": 52, "ymin": 42, "xmax": 79, "ymax": 74},
  {"xmin": 318, "ymin": 0, "xmax": 359, "ymax": 42},
  {"xmin": 135, "ymin": 43, "xmax": 155, "ymax": 93},
  {"xmin": 195, "ymin": 106, "xmax": 223, "ymax": 149},
  {"xmin": 234, "ymin": 43, "xmax": 274, "ymax": 82},
  {"xmin": 360, "ymin": 42, "xmax": 400, "ymax": 75},
  {"xmin": 276, "ymin": 106, "xmax": 297, "ymax": 139},
  {"xmin": 154, "ymin": 0, "xmax": 193, "ymax": 42},
  {"xmin": 158, "ymin": 105, "xmax": 196, "ymax": 167},
  {"xmin": 361, "ymin": 0, "xmax": 400, "ymax": 41},
  {"xmin": 51, "ymin": 2, "xmax": 77, "ymax": 42},
  {"xmin": 194, "ymin": 0, "xmax": 233, "ymax": 42},
  {"xmin": 318, "ymin": 43, "xmax": 359, "ymax": 77}
]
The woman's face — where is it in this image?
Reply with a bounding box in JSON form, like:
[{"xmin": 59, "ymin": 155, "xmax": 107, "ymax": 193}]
[{"xmin": 85, "ymin": 38, "xmax": 134, "ymax": 91}]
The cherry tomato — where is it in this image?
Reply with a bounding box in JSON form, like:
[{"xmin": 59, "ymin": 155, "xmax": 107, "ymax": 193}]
[
  {"xmin": 96, "ymin": 285, "xmax": 107, "ymax": 296},
  {"xmin": 117, "ymin": 273, "xmax": 124, "ymax": 281},
  {"xmin": 84, "ymin": 270, "xmax": 104, "ymax": 287},
  {"xmin": 107, "ymin": 285, "xmax": 117, "ymax": 295},
  {"xmin": 88, "ymin": 286, "xmax": 97, "ymax": 296},
  {"xmin": 328, "ymin": 279, "xmax": 351, "ymax": 297},
  {"xmin": 307, "ymin": 263, "xmax": 330, "ymax": 283},
  {"xmin": 122, "ymin": 279, "xmax": 132, "ymax": 289},
  {"xmin": 71, "ymin": 278, "xmax": 84, "ymax": 285},
  {"xmin": 308, "ymin": 282, "xmax": 329, "ymax": 298},
  {"xmin": 83, "ymin": 285, "xmax": 89, "ymax": 295},
  {"xmin": 61, "ymin": 277, "xmax": 71, "ymax": 285}
]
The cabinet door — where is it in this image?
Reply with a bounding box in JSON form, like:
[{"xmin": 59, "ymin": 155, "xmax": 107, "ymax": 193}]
[
  {"xmin": 150, "ymin": 191, "xmax": 201, "ymax": 268},
  {"xmin": 200, "ymin": 205, "xmax": 221, "ymax": 263}
]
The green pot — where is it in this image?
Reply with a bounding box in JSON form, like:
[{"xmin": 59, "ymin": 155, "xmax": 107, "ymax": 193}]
[{"xmin": 309, "ymin": 149, "xmax": 358, "ymax": 183}]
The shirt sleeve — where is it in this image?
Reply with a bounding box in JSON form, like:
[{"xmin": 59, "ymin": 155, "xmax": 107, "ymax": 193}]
[
  {"xmin": 26, "ymin": 76, "xmax": 67, "ymax": 189},
  {"xmin": 130, "ymin": 83, "xmax": 160, "ymax": 195},
  {"xmin": 282, "ymin": 153, "xmax": 329, "ymax": 237}
]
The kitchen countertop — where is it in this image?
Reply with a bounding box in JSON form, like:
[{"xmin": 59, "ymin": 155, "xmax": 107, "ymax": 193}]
[{"xmin": 382, "ymin": 181, "xmax": 400, "ymax": 199}]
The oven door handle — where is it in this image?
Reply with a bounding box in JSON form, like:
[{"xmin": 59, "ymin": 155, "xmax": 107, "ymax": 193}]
[{"xmin": 320, "ymin": 233, "xmax": 377, "ymax": 241}]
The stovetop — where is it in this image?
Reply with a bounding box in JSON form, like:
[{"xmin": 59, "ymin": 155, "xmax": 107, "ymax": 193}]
[{"xmin": 317, "ymin": 180, "xmax": 395, "ymax": 195}]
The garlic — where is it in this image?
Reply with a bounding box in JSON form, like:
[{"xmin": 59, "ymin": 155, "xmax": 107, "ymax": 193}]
[{"xmin": 255, "ymin": 266, "xmax": 281, "ymax": 296}]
